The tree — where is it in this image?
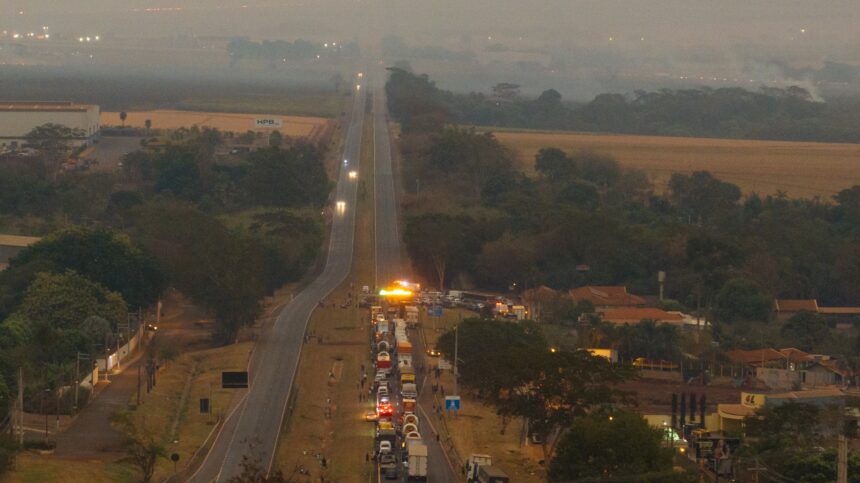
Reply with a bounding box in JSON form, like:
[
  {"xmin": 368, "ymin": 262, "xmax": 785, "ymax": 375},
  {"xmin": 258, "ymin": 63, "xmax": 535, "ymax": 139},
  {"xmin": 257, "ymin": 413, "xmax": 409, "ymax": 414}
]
[
  {"xmin": 115, "ymin": 412, "xmax": 166, "ymax": 483},
  {"xmin": 575, "ymin": 150, "xmax": 622, "ymax": 188},
  {"xmin": 244, "ymin": 144, "xmax": 331, "ymax": 207},
  {"xmin": 154, "ymin": 145, "xmax": 202, "ymax": 199},
  {"xmin": 742, "ymin": 402, "xmax": 845, "ymax": 482},
  {"xmin": 713, "ymin": 277, "xmax": 771, "ymax": 323},
  {"xmin": 268, "ymin": 130, "xmax": 283, "ymax": 148},
  {"xmin": 120, "ymin": 111, "xmax": 128, "ymax": 128},
  {"xmin": 781, "ymin": 310, "xmax": 830, "ymax": 351},
  {"xmin": 534, "ymin": 147, "xmax": 576, "ymax": 181},
  {"xmin": 403, "ymin": 213, "xmax": 481, "ymax": 289},
  {"xmin": 549, "ymin": 410, "xmax": 673, "ymax": 481},
  {"xmin": 8, "ymin": 227, "xmax": 166, "ymax": 310},
  {"xmin": 437, "ymin": 319, "xmax": 631, "ymax": 458},
  {"xmin": 537, "ymin": 88, "xmax": 562, "ymax": 105},
  {"xmin": 132, "ymin": 203, "xmax": 267, "ymax": 343},
  {"xmin": 144, "ymin": 119, "xmax": 152, "ymax": 134},
  {"xmin": 25, "ymin": 123, "xmax": 85, "ymax": 177},
  {"xmin": 16, "ymin": 271, "xmax": 127, "ymax": 331},
  {"xmin": 669, "ymin": 171, "xmax": 741, "ymax": 223}
]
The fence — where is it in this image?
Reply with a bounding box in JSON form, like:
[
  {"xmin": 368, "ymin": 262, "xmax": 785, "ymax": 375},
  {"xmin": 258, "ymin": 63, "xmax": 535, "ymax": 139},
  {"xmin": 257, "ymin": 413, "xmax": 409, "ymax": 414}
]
[{"xmin": 97, "ymin": 323, "xmax": 145, "ymax": 375}]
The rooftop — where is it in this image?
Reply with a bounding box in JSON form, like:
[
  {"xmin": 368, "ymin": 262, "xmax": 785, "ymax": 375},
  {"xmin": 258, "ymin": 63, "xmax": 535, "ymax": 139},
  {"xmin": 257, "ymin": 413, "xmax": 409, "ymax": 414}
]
[
  {"xmin": 726, "ymin": 348, "xmax": 786, "ymax": 365},
  {"xmin": 569, "ymin": 285, "xmax": 646, "ymax": 307},
  {"xmin": 774, "ymin": 299, "xmax": 819, "ymax": 312},
  {"xmin": 0, "ymin": 101, "xmax": 97, "ymax": 113},
  {"xmin": 600, "ymin": 307, "xmax": 684, "ymax": 324},
  {"xmin": 0, "ymin": 234, "xmax": 41, "ymax": 247},
  {"xmin": 767, "ymin": 387, "xmax": 844, "ymax": 400},
  {"xmin": 819, "ymin": 307, "xmax": 860, "ymax": 315}
]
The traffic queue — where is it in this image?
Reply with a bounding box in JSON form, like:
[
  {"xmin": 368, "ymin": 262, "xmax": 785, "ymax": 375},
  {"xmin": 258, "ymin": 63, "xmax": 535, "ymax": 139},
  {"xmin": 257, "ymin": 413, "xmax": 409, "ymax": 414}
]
[{"xmin": 368, "ymin": 302, "xmax": 428, "ymax": 481}]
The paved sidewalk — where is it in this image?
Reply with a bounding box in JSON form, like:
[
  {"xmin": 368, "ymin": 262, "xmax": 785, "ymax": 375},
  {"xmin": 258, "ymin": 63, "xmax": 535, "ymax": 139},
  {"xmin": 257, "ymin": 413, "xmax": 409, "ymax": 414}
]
[{"xmin": 53, "ymin": 354, "xmax": 145, "ymax": 458}]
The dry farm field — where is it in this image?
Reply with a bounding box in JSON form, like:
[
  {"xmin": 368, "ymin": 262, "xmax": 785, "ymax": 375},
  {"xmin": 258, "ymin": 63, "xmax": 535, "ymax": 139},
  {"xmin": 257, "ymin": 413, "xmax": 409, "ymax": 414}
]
[
  {"xmin": 494, "ymin": 130, "xmax": 860, "ymax": 199},
  {"xmin": 101, "ymin": 110, "xmax": 329, "ymax": 137}
]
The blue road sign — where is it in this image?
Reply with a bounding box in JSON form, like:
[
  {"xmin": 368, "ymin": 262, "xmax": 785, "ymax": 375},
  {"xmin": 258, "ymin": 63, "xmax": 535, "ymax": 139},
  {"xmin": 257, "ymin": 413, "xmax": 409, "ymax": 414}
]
[
  {"xmin": 445, "ymin": 395, "xmax": 461, "ymax": 411},
  {"xmin": 434, "ymin": 306, "xmax": 443, "ymax": 317}
]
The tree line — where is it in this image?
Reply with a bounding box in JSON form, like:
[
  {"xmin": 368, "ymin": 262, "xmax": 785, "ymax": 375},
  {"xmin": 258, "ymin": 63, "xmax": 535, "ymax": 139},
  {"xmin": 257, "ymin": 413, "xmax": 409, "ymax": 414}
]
[
  {"xmin": 0, "ymin": 126, "xmax": 333, "ymax": 431},
  {"xmin": 389, "ymin": 68, "xmax": 860, "ymax": 354},
  {"xmin": 436, "ymin": 319, "xmax": 689, "ymax": 481},
  {"xmin": 387, "ymin": 66, "xmax": 860, "ymax": 143}
]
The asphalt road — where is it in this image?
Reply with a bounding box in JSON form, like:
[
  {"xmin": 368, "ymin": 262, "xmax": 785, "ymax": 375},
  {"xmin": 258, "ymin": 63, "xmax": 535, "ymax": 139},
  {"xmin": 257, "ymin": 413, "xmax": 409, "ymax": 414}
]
[
  {"xmin": 370, "ymin": 77, "xmax": 459, "ymax": 483},
  {"xmin": 189, "ymin": 81, "xmax": 366, "ymax": 482},
  {"xmin": 372, "ymin": 81, "xmax": 404, "ymax": 288}
]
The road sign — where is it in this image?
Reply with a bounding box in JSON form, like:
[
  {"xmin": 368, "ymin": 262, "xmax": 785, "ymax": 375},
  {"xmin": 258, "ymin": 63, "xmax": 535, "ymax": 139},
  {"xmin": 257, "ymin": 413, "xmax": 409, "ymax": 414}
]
[
  {"xmin": 221, "ymin": 371, "xmax": 249, "ymax": 389},
  {"xmin": 254, "ymin": 118, "xmax": 283, "ymax": 129},
  {"xmin": 427, "ymin": 306, "xmax": 443, "ymax": 317},
  {"xmin": 199, "ymin": 398, "xmax": 210, "ymax": 414},
  {"xmin": 438, "ymin": 359, "xmax": 452, "ymax": 370},
  {"xmin": 445, "ymin": 396, "xmax": 461, "ymax": 411}
]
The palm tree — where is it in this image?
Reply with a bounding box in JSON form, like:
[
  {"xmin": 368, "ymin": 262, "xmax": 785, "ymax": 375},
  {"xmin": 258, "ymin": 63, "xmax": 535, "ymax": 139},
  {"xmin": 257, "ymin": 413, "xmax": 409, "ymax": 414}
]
[{"xmin": 120, "ymin": 111, "xmax": 127, "ymax": 128}]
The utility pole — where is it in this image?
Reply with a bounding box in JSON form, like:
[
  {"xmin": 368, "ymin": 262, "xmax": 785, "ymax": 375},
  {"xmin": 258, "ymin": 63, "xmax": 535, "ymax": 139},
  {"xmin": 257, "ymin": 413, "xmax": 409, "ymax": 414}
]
[
  {"xmin": 104, "ymin": 334, "xmax": 110, "ymax": 383},
  {"xmin": 17, "ymin": 368, "xmax": 24, "ymax": 445},
  {"xmin": 453, "ymin": 322, "xmax": 458, "ymax": 398},
  {"xmin": 838, "ymin": 434, "xmax": 848, "ymax": 483},
  {"xmin": 137, "ymin": 364, "xmax": 142, "ymax": 407},
  {"xmin": 74, "ymin": 352, "xmax": 89, "ymax": 414},
  {"xmin": 747, "ymin": 458, "xmax": 766, "ymax": 483}
]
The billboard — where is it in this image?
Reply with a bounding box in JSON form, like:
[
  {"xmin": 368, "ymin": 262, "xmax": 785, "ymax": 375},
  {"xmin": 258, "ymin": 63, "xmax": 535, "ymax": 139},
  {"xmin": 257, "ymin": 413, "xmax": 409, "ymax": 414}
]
[
  {"xmin": 254, "ymin": 118, "xmax": 283, "ymax": 129},
  {"xmin": 222, "ymin": 371, "xmax": 249, "ymax": 389}
]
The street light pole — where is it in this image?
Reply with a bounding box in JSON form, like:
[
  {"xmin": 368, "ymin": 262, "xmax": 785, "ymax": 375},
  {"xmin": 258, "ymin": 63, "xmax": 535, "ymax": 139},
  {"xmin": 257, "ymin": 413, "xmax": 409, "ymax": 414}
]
[{"xmin": 453, "ymin": 322, "xmax": 458, "ymax": 398}]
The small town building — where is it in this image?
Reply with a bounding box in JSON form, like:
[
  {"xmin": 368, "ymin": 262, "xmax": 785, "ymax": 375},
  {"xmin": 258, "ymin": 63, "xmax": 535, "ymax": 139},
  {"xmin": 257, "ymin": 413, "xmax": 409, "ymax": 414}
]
[{"xmin": 727, "ymin": 347, "xmax": 850, "ymax": 390}]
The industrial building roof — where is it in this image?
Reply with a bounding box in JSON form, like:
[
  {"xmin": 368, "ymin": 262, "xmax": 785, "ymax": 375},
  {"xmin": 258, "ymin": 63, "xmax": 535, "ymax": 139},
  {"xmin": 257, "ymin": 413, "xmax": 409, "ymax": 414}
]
[
  {"xmin": 774, "ymin": 299, "xmax": 819, "ymax": 312},
  {"xmin": 0, "ymin": 234, "xmax": 41, "ymax": 247},
  {"xmin": 0, "ymin": 102, "xmax": 97, "ymax": 112}
]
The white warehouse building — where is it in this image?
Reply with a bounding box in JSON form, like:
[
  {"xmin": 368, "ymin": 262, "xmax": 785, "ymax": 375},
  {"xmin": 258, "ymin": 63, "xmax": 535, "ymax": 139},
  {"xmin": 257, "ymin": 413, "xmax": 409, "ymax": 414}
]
[{"xmin": 0, "ymin": 102, "xmax": 100, "ymax": 150}]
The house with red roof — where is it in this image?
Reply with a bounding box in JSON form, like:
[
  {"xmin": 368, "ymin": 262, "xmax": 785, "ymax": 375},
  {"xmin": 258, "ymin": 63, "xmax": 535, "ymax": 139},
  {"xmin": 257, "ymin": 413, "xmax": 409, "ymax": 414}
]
[{"xmin": 568, "ymin": 285, "xmax": 646, "ymax": 310}]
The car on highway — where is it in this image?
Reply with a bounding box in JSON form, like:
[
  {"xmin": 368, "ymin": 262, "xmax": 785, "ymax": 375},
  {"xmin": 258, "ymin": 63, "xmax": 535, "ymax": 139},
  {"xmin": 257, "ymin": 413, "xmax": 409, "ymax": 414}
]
[
  {"xmin": 364, "ymin": 411, "xmax": 379, "ymax": 422},
  {"xmin": 426, "ymin": 347, "xmax": 441, "ymax": 357}
]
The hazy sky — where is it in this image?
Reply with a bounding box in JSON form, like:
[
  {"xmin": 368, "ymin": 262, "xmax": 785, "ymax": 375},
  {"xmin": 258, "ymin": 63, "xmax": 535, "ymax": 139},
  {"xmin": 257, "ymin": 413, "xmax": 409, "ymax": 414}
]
[
  {"xmin": 2, "ymin": 1, "xmax": 858, "ymax": 98},
  {"xmin": 3, "ymin": 0, "xmax": 857, "ymax": 49}
]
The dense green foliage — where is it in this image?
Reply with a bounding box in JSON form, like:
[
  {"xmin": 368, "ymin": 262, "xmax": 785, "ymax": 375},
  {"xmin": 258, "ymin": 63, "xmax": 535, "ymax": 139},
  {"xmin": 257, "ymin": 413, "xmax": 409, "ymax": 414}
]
[
  {"xmin": 437, "ymin": 319, "xmax": 631, "ymax": 460},
  {"xmin": 740, "ymin": 402, "xmax": 860, "ymax": 482},
  {"xmin": 1, "ymin": 228, "xmax": 166, "ymax": 315},
  {"xmin": 0, "ymin": 127, "xmax": 330, "ymax": 433},
  {"xmin": 1, "ymin": 270, "xmax": 128, "ymax": 396},
  {"xmin": 387, "ymin": 67, "xmax": 860, "ymax": 143},
  {"xmin": 393, "ymin": 73, "xmax": 860, "ymax": 319},
  {"xmin": 549, "ymin": 410, "xmax": 673, "ymax": 481}
]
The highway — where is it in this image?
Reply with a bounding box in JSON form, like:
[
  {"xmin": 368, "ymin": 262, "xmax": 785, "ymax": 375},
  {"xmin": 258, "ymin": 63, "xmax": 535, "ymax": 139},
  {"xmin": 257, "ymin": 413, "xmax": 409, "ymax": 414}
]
[
  {"xmin": 371, "ymin": 76, "xmax": 459, "ymax": 483},
  {"xmin": 189, "ymin": 80, "xmax": 366, "ymax": 482}
]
